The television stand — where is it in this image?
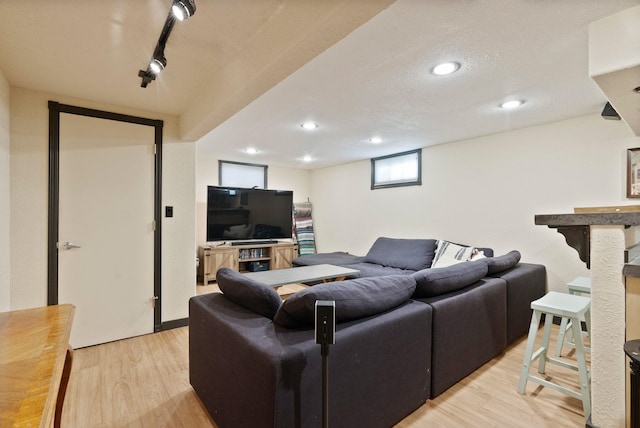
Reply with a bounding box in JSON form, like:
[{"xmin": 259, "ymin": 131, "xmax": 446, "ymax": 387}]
[
  {"xmin": 231, "ymin": 240, "xmax": 278, "ymax": 246},
  {"xmin": 197, "ymin": 242, "xmax": 298, "ymax": 284}
]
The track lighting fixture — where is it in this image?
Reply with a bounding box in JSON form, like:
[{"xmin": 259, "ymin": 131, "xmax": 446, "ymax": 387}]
[
  {"xmin": 138, "ymin": 0, "xmax": 197, "ymax": 88},
  {"xmin": 172, "ymin": 0, "xmax": 196, "ymax": 21}
]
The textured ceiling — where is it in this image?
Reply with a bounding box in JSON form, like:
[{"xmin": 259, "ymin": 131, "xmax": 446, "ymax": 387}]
[
  {"xmin": 0, "ymin": 0, "xmax": 638, "ymax": 170},
  {"xmin": 0, "ymin": 0, "xmax": 394, "ymax": 140},
  {"xmin": 198, "ymin": 0, "xmax": 640, "ymax": 169}
]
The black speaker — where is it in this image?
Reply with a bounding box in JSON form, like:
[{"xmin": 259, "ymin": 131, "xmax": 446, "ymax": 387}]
[
  {"xmin": 601, "ymin": 102, "xmax": 621, "ymax": 120},
  {"xmin": 315, "ymin": 300, "xmax": 335, "ymax": 345}
]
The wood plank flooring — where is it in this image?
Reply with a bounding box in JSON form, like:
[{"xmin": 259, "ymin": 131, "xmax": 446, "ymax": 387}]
[{"xmin": 62, "ymin": 309, "xmax": 587, "ymax": 427}]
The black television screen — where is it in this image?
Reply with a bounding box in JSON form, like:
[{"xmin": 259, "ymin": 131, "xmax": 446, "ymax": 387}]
[{"xmin": 206, "ymin": 186, "xmax": 294, "ymax": 242}]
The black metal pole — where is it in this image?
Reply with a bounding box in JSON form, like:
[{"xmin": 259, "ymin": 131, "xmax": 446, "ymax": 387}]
[
  {"xmin": 315, "ymin": 300, "xmax": 334, "ymax": 428},
  {"xmin": 322, "ymin": 343, "xmax": 329, "ymax": 428},
  {"xmin": 624, "ymin": 340, "xmax": 640, "ymax": 428}
]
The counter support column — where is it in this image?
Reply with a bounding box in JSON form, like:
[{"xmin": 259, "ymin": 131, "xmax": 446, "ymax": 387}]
[{"xmin": 590, "ymin": 225, "xmax": 626, "ymax": 427}]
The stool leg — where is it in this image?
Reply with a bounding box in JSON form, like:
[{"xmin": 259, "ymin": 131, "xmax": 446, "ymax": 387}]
[
  {"xmin": 584, "ymin": 308, "xmax": 591, "ymax": 340},
  {"xmin": 584, "ymin": 310, "xmax": 591, "ymax": 343},
  {"xmin": 539, "ymin": 314, "xmax": 553, "ymax": 374},
  {"xmin": 573, "ymin": 289, "xmax": 590, "ymax": 349},
  {"xmin": 518, "ymin": 310, "xmax": 542, "ymax": 394},
  {"xmin": 555, "ymin": 316, "xmax": 569, "ymax": 356},
  {"xmin": 571, "ymin": 314, "xmax": 591, "ymax": 418},
  {"xmin": 566, "ymin": 320, "xmax": 575, "ymax": 346}
]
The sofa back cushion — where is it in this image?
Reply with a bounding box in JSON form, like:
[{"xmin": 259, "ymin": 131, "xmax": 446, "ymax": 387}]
[
  {"xmin": 484, "ymin": 250, "xmax": 521, "ymax": 274},
  {"xmin": 411, "ymin": 260, "xmax": 488, "ymax": 298},
  {"xmin": 216, "ymin": 267, "xmax": 282, "ymax": 319},
  {"xmin": 273, "ymin": 275, "xmax": 416, "ymax": 328},
  {"xmin": 363, "ymin": 237, "xmax": 437, "ymax": 271}
]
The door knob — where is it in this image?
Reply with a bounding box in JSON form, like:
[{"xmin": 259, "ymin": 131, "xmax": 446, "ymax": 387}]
[{"xmin": 58, "ymin": 242, "xmax": 82, "ymax": 250}]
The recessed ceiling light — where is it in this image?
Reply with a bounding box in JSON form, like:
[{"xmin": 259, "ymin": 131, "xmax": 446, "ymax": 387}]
[
  {"xmin": 499, "ymin": 100, "xmax": 525, "ymax": 109},
  {"xmin": 369, "ymin": 137, "xmax": 382, "ymax": 144},
  {"xmin": 302, "ymin": 155, "xmax": 314, "ymax": 162},
  {"xmin": 245, "ymin": 147, "xmax": 258, "ymax": 155},
  {"xmin": 301, "ymin": 122, "xmax": 318, "ymax": 130},
  {"xmin": 431, "ymin": 62, "xmax": 460, "ymax": 76}
]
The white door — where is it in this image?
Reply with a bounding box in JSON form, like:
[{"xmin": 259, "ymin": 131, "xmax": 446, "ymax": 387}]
[{"xmin": 58, "ymin": 114, "xmax": 155, "ymax": 348}]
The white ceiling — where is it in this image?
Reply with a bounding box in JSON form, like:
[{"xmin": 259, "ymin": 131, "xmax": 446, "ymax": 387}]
[{"xmin": 1, "ymin": 0, "xmax": 638, "ymax": 170}]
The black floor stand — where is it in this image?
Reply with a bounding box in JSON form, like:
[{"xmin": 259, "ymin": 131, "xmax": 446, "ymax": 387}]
[
  {"xmin": 322, "ymin": 343, "xmax": 329, "ymax": 428},
  {"xmin": 625, "ymin": 340, "xmax": 640, "ymax": 428},
  {"xmin": 315, "ymin": 300, "xmax": 335, "ymax": 428}
]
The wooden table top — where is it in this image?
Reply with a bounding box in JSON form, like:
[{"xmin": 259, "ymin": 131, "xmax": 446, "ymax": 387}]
[
  {"xmin": 242, "ymin": 264, "xmax": 360, "ymax": 287},
  {"xmin": 0, "ymin": 304, "xmax": 74, "ymax": 428}
]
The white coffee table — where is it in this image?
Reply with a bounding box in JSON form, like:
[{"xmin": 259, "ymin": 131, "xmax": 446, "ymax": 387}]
[{"xmin": 242, "ymin": 264, "xmax": 359, "ymax": 288}]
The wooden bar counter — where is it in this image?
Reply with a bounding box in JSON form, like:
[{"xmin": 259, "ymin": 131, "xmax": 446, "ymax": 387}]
[
  {"xmin": 536, "ymin": 207, "xmax": 640, "ymax": 427},
  {"xmin": 0, "ymin": 304, "xmax": 74, "ymax": 428}
]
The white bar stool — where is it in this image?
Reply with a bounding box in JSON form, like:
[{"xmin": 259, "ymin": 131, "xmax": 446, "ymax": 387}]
[
  {"xmin": 555, "ymin": 276, "xmax": 591, "ymax": 357},
  {"xmin": 518, "ymin": 291, "xmax": 591, "ymax": 418}
]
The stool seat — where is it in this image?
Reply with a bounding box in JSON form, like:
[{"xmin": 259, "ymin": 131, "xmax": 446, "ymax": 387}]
[
  {"xmin": 555, "ymin": 277, "xmax": 591, "ymax": 357},
  {"xmin": 532, "ymin": 291, "xmax": 590, "ymax": 318},
  {"xmin": 567, "ymin": 276, "xmax": 591, "ymax": 295},
  {"xmin": 518, "ymin": 291, "xmax": 591, "ymax": 420}
]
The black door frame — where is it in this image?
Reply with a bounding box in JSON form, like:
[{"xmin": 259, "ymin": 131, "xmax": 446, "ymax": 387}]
[{"xmin": 47, "ymin": 101, "xmax": 163, "ymax": 331}]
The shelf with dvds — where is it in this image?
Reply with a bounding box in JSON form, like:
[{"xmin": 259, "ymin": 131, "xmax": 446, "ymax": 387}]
[{"xmin": 197, "ymin": 242, "xmax": 298, "ymax": 284}]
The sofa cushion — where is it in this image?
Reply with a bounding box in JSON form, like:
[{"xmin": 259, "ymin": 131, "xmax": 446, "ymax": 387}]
[
  {"xmin": 431, "ymin": 240, "xmax": 475, "ymax": 268},
  {"xmin": 292, "ymin": 251, "xmax": 365, "ymax": 267},
  {"xmin": 344, "ymin": 262, "xmax": 414, "ymax": 278},
  {"xmin": 363, "ymin": 237, "xmax": 437, "ymax": 271},
  {"xmin": 484, "ymin": 250, "xmax": 521, "ymax": 274},
  {"xmin": 417, "ymin": 278, "xmax": 507, "ymax": 397},
  {"xmin": 216, "ymin": 267, "xmax": 282, "ymax": 319},
  {"xmin": 411, "ymin": 260, "xmax": 488, "ymax": 298},
  {"xmin": 273, "ymin": 275, "xmax": 417, "ymax": 328}
]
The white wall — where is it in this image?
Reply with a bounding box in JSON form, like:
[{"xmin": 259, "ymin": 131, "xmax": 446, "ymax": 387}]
[
  {"xmin": 195, "ymin": 151, "xmax": 311, "ymax": 246},
  {"xmin": 0, "ymin": 69, "xmax": 9, "ymax": 311},
  {"xmin": 9, "ymin": 87, "xmax": 195, "ymax": 323},
  {"xmin": 9, "ymin": 88, "xmax": 48, "ymax": 308},
  {"xmin": 162, "ymin": 141, "xmax": 196, "ymax": 321},
  {"xmin": 310, "ymin": 114, "xmax": 640, "ymax": 293}
]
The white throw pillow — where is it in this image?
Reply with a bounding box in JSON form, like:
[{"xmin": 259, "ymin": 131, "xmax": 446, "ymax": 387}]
[
  {"xmin": 431, "ymin": 240, "xmax": 475, "ymax": 268},
  {"xmin": 470, "ymin": 249, "xmax": 486, "ymax": 260}
]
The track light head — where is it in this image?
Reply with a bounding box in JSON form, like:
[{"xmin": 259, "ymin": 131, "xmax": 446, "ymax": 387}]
[
  {"xmin": 149, "ymin": 56, "xmax": 167, "ymax": 74},
  {"xmin": 172, "ymin": 0, "xmax": 196, "ymax": 21}
]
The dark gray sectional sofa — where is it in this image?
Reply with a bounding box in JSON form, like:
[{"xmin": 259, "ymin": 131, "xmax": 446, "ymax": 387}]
[{"xmin": 189, "ymin": 237, "xmax": 547, "ymax": 428}]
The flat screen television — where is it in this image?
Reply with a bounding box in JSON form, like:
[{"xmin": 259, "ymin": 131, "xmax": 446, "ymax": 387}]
[{"xmin": 206, "ymin": 186, "xmax": 294, "ymax": 243}]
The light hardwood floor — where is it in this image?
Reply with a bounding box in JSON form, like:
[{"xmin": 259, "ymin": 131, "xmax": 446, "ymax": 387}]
[{"xmin": 62, "ymin": 303, "xmax": 587, "ymax": 427}]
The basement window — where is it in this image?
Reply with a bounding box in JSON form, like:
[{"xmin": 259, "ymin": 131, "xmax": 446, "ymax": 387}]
[
  {"xmin": 371, "ymin": 149, "xmax": 422, "ymax": 190},
  {"xmin": 219, "ymin": 160, "xmax": 267, "ymax": 189}
]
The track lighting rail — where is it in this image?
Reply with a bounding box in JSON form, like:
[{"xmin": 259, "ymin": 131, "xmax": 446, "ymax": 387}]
[{"xmin": 139, "ymin": 0, "xmax": 196, "ymax": 88}]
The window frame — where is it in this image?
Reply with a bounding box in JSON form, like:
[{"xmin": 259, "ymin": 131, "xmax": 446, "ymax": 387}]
[
  {"xmin": 370, "ymin": 148, "xmax": 422, "ymax": 190},
  {"xmin": 219, "ymin": 160, "xmax": 268, "ymax": 189}
]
